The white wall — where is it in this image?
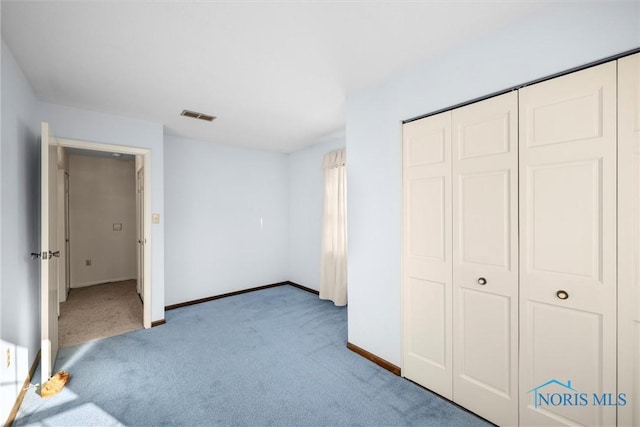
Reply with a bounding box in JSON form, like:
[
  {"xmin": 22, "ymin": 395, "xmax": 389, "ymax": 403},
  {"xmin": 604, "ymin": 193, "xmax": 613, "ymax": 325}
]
[
  {"xmin": 288, "ymin": 137, "xmax": 345, "ymax": 290},
  {"xmin": 68, "ymin": 154, "xmax": 136, "ymax": 287},
  {"xmin": 0, "ymin": 40, "xmax": 40, "ymax": 423},
  {"xmin": 346, "ymin": 2, "xmax": 640, "ymax": 366},
  {"xmin": 38, "ymin": 102, "xmax": 165, "ymax": 323},
  {"xmin": 164, "ymin": 135, "xmax": 289, "ymax": 305}
]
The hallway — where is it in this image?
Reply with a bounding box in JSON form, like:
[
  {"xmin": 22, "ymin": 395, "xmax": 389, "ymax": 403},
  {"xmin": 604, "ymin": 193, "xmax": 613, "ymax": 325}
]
[{"xmin": 58, "ymin": 280, "xmax": 142, "ymax": 348}]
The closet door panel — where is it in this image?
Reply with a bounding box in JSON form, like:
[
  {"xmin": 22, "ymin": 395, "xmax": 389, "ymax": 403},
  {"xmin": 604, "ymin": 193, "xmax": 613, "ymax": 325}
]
[
  {"xmin": 402, "ymin": 111, "xmax": 453, "ymax": 399},
  {"xmin": 452, "ymin": 91, "xmax": 518, "ymax": 426},
  {"xmin": 459, "ymin": 171, "xmax": 510, "ymax": 268},
  {"xmin": 527, "ymin": 159, "xmax": 602, "ymax": 279},
  {"xmin": 618, "ymin": 53, "xmax": 640, "ymax": 427},
  {"xmin": 458, "ymin": 288, "xmax": 511, "ymax": 386},
  {"xmin": 519, "ymin": 62, "xmax": 617, "ymax": 427},
  {"xmin": 528, "ymin": 302, "xmax": 604, "ymax": 426}
]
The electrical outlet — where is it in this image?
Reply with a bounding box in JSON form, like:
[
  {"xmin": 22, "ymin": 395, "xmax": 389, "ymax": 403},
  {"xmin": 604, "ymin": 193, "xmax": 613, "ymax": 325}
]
[
  {"xmin": 6, "ymin": 348, "xmax": 10, "ymax": 368},
  {"xmin": 85, "ymin": 259, "xmax": 92, "ymax": 266}
]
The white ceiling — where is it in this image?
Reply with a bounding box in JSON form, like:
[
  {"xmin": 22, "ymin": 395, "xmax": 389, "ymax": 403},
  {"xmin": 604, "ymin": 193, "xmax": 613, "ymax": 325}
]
[{"xmin": 2, "ymin": 1, "xmax": 543, "ymax": 153}]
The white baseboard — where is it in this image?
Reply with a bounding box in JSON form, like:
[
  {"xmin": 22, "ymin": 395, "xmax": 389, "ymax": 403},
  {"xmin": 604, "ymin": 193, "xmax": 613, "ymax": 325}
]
[{"xmin": 71, "ymin": 276, "xmax": 137, "ymax": 288}]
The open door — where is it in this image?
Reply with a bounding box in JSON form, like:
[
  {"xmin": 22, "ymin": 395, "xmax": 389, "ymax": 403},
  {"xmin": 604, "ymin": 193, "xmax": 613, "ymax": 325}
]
[
  {"xmin": 136, "ymin": 164, "xmax": 145, "ymax": 298},
  {"xmin": 56, "ymin": 148, "xmax": 69, "ymax": 307},
  {"xmin": 64, "ymin": 172, "xmax": 70, "ymax": 299},
  {"xmin": 40, "ymin": 122, "xmax": 60, "ymax": 385}
]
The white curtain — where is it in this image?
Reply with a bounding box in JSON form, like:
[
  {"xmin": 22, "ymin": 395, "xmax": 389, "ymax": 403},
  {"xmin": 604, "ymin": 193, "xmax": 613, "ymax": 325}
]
[{"xmin": 320, "ymin": 149, "xmax": 347, "ymax": 306}]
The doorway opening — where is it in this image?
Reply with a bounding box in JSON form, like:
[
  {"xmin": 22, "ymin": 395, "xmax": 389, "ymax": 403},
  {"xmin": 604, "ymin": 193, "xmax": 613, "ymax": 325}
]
[
  {"xmin": 52, "ymin": 137, "xmax": 152, "ymax": 336},
  {"xmin": 57, "ymin": 147, "xmax": 145, "ymax": 347}
]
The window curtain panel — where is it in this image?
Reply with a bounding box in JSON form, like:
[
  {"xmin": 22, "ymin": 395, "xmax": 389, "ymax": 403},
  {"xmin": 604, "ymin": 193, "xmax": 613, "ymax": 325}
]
[{"xmin": 320, "ymin": 149, "xmax": 347, "ymax": 306}]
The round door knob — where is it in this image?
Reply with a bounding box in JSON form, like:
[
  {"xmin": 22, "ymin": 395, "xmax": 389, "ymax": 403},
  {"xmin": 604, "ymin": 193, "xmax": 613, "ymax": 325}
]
[
  {"xmin": 556, "ymin": 290, "xmax": 569, "ymax": 300},
  {"xmin": 477, "ymin": 277, "xmax": 487, "ymax": 285}
]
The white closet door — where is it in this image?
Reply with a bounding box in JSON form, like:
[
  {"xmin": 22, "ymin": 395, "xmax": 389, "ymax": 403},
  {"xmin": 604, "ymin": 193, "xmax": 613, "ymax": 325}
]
[
  {"xmin": 452, "ymin": 92, "xmax": 518, "ymax": 426},
  {"xmin": 519, "ymin": 62, "xmax": 617, "ymax": 426},
  {"xmin": 618, "ymin": 53, "xmax": 640, "ymax": 427},
  {"xmin": 402, "ymin": 111, "xmax": 453, "ymax": 399}
]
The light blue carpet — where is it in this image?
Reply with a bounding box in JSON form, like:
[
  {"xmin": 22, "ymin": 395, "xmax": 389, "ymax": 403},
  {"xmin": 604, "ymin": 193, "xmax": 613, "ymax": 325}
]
[{"xmin": 14, "ymin": 285, "xmax": 491, "ymax": 426}]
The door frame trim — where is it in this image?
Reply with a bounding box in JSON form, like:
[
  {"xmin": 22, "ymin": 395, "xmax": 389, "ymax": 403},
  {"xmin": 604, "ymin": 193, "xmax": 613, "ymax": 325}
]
[{"xmin": 55, "ymin": 137, "xmax": 152, "ymax": 329}]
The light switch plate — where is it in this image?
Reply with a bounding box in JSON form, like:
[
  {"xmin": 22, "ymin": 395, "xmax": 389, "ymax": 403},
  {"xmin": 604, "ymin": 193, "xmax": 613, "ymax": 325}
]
[{"xmin": 152, "ymin": 213, "xmax": 160, "ymax": 224}]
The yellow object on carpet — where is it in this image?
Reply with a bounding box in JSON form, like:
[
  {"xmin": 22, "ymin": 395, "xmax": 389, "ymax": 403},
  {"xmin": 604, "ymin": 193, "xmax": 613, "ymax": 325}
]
[{"xmin": 41, "ymin": 371, "xmax": 70, "ymax": 398}]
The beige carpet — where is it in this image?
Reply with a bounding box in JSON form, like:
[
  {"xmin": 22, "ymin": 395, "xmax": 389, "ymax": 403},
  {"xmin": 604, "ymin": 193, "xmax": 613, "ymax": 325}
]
[{"xmin": 58, "ymin": 279, "xmax": 143, "ymax": 348}]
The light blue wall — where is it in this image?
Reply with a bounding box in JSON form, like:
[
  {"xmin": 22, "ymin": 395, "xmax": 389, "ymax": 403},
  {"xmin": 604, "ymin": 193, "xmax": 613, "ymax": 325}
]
[
  {"xmin": 288, "ymin": 137, "xmax": 345, "ymax": 290},
  {"xmin": 164, "ymin": 135, "xmax": 289, "ymax": 305},
  {"xmin": 38, "ymin": 102, "xmax": 166, "ymax": 323},
  {"xmin": 346, "ymin": 1, "xmax": 640, "ymax": 366},
  {"xmin": 0, "ymin": 40, "xmax": 40, "ymax": 421}
]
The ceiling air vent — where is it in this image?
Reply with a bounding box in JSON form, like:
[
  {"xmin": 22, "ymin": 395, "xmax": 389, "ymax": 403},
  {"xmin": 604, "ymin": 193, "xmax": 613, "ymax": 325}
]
[{"xmin": 180, "ymin": 110, "xmax": 216, "ymax": 122}]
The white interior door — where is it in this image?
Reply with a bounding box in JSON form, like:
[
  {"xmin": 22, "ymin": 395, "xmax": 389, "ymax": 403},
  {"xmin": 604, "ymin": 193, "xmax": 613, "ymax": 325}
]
[
  {"xmin": 519, "ymin": 62, "xmax": 617, "ymax": 426},
  {"xmin": 56, "ymin": 151, "xmax": 66, "ymax": 305},
  {"xmin": 136, "ymin": 166, "xmax": 144, "ymax": 298},
  {"xmin": 451, "ymin": 92, "xmax": 518, "ymax": 426},
  {"xmin": 402, "ymin": 111, "xmax": 453, "ymax": 399},
  {"xmin": 618, "ymin": 52, "xmax": 640, "ymax": 427},
  {"xmin": 40, "ymin": 122, "xmax": 60, "ymax": 385},
  {"xmin": 64, "ymin": 172, "xmax": 70, "ymax": 297}
]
